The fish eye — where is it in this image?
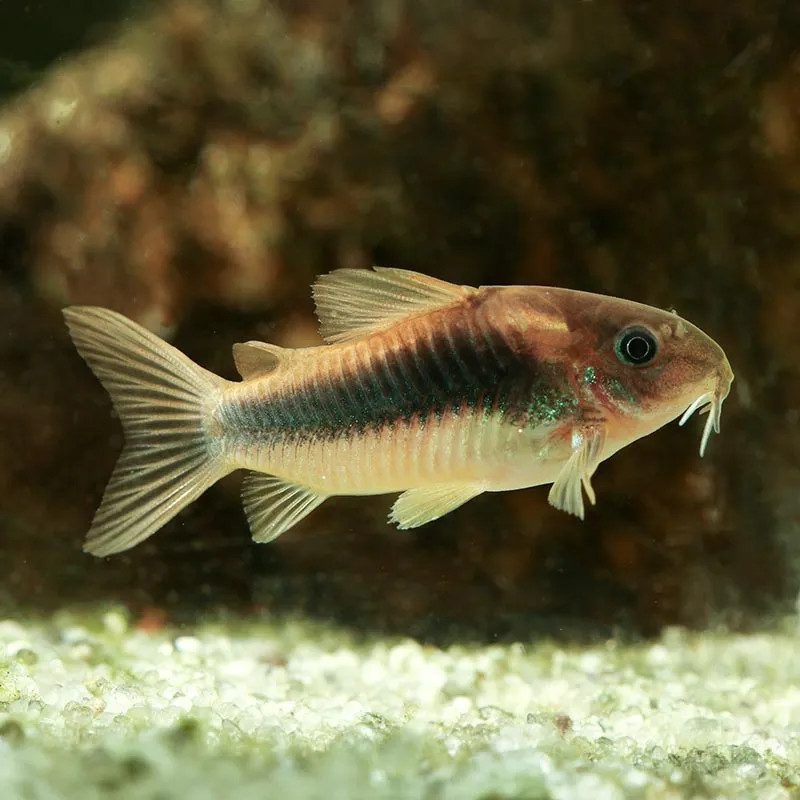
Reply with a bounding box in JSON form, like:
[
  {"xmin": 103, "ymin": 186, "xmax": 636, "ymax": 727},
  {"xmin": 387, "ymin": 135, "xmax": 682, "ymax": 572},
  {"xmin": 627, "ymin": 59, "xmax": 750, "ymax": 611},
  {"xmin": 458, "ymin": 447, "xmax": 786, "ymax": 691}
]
[{"xmin": 615, "ymin": 327, "xmax": 658, "ymax": 366}]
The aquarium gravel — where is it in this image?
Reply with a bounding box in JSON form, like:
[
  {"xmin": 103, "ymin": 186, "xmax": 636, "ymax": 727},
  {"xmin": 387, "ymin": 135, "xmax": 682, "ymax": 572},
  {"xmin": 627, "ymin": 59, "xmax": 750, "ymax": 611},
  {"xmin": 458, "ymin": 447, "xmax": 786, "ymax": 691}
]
[{"xmin": 1, "ymin": 610, "xmax": 799, "ymax": 799}]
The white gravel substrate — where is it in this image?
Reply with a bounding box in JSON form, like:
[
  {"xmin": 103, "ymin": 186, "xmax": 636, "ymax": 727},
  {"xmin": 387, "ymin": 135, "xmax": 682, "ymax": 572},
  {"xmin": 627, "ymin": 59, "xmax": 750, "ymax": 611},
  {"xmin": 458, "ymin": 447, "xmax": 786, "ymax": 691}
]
[{"xmin": 0, "ymin": 608, "xmax": 798, "ymax": 799}]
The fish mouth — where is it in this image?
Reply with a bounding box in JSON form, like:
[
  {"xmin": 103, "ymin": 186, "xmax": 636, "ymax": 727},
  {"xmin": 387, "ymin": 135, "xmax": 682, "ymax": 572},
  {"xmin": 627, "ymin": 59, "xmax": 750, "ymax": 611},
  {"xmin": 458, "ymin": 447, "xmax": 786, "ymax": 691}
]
[{"xmin": 678, "ymin": 371, "xmax": 732, "ymax": 457}]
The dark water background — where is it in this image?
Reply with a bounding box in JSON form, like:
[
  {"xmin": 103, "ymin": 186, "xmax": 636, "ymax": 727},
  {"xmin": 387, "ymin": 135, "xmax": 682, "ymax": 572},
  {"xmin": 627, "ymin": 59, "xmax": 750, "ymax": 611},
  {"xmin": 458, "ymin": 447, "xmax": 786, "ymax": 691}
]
[{"xmin": 0, "ymin": 0, "xmax": 139, "ymax": 99}]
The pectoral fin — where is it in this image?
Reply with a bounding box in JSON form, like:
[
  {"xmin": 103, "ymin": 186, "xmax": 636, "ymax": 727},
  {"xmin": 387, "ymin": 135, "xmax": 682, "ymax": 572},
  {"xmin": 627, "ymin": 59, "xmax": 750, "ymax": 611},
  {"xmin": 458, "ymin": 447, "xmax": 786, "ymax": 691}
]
[
  {"xmin": 241, "ymin": 473, "xmax": 328, "ymax": 543},
  {"xmin": 547, "ymin": 425, "xmax": 607, "ymax": 519},
  {"xmin": 389, "ymin": 483, "xmax": 484, "ymax": 529}
]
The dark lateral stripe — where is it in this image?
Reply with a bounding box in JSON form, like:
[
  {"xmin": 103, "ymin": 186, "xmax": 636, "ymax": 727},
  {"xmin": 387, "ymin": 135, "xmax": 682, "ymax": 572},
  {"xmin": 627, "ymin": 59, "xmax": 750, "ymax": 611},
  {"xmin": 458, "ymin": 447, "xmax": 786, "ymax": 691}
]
[{"xmin": 222, "ymin": 314, "xmax": 541, "ymax": 439}]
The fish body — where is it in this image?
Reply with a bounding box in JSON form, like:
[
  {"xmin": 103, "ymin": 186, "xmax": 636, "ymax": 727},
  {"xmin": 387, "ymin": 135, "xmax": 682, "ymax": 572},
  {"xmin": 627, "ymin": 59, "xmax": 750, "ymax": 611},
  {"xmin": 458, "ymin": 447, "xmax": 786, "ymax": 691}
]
[{"xmin": 64, "ymin": 267, "xmax": 733, "ymax": 556}]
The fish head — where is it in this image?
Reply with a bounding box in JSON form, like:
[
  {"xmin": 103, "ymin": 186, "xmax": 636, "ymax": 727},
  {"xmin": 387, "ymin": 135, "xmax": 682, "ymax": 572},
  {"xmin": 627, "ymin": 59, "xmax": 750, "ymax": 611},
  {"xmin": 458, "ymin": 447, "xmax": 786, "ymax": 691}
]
[{"xmin": 557, "ymin": 291, "xmax": 734, "ymax": 456}]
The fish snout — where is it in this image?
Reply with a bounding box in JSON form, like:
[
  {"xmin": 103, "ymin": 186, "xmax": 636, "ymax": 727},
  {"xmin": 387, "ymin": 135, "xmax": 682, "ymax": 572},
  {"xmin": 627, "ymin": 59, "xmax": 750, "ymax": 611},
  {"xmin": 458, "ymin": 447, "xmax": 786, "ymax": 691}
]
[{"xmin": 717, "ymin": 356, "xmax": 734, "ymax": 399}]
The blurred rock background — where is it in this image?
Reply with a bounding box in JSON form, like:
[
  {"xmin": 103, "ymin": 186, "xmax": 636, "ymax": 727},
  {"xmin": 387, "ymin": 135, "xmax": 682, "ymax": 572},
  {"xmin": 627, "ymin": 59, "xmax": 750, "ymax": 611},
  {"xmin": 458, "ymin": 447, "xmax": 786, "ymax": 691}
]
[{"xmin": 0, "ymin": 0, "xmax": 797, "ymax": 640}]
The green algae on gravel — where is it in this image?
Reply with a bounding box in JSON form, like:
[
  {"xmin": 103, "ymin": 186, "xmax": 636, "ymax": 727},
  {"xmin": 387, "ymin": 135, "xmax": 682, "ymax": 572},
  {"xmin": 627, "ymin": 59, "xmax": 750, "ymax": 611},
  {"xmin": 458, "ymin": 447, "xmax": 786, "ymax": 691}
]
[{"xmin": 1, "ymin": 609, "xmax": 800, "ymax": 799}]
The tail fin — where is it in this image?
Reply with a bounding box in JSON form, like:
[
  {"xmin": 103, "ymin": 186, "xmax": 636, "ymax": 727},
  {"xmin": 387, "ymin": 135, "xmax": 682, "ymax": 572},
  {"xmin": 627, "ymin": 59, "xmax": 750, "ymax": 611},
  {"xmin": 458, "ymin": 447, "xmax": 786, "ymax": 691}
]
[{"xmin": 63, "ymin": 307, "xmax": 231, "ymax": 557}]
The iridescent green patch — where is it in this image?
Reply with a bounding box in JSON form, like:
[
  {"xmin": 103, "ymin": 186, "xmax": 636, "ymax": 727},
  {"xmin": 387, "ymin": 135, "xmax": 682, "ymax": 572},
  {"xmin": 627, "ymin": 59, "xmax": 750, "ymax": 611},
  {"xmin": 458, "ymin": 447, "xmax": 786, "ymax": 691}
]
[
  {"xmin": 605, "ymin": 376, "xmax": 638, "ymax": 407},
  {"xmin": 527, "ymin": 387, "xmax": 578, "ymax": 426}
]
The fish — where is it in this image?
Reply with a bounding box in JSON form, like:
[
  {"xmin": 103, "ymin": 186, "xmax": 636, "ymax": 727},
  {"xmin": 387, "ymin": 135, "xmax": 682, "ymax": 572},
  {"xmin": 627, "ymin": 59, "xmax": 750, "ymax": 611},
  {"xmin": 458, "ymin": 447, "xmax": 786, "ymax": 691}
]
[{"xmin": 63, "ymin": 266, "xmax": 734, "ymax": 557}]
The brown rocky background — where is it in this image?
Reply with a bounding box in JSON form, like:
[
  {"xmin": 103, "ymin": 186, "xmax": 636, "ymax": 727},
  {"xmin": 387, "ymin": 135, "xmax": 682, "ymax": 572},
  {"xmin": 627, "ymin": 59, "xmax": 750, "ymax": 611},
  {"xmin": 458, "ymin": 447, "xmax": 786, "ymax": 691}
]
[{"xmin": 0, "ymin": 0, "xmax": 798, "ymax": 641}]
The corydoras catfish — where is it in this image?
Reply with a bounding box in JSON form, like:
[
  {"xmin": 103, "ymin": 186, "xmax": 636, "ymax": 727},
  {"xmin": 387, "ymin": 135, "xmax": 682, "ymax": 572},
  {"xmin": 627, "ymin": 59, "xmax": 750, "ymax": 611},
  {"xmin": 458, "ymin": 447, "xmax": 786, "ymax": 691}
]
[{"xmin": 63, "ymin": 267, "xmax": 734, "ymax": 557}]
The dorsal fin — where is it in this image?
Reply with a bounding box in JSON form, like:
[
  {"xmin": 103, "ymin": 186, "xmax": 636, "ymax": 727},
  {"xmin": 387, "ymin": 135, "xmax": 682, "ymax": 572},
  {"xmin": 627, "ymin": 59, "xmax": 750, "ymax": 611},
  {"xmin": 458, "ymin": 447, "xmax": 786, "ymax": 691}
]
[
  {"xmin": 232, "ymin": 341, "xmax": 287, "ymax": 379},
  {"xmin": 311, "ymin": 267, "xmax": 476, "ymax": 344}
]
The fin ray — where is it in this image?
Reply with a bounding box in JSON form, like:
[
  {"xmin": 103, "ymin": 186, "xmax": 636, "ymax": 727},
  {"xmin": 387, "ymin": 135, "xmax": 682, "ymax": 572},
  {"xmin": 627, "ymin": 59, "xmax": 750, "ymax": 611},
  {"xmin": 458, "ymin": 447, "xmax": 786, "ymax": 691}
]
[
  {"xmin": 547, "ymin": 424, "xmax": 607, "ymax": 519},
  {"xmin": 389, "ymin": 483, "xmax": 484, "ymax": 529},
  {"xmin": 63, "ymin": 306, "xmax": 230, "ymax": 556},
  {"xmin": 241, "ymin": 473, "xmax": 328, "ymax": 543},
  {"xmin": 312, "ymin": 267, "xmax": 476, "ymax": 344}
]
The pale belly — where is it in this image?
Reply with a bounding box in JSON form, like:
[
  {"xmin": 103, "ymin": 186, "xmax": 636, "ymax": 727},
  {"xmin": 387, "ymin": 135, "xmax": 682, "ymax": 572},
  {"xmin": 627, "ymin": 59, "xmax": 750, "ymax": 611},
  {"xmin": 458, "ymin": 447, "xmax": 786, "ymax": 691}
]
[{"xmin": 224, "ymin": 409, "xmax": 569, "ymax": 496}]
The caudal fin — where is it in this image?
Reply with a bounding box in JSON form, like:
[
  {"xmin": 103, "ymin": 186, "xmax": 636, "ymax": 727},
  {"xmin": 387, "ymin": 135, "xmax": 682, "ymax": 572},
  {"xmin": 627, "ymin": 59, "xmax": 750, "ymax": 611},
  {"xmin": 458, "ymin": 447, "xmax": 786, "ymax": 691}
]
[{"xmin": 63, "ymin": 307, "xmax": 231, "ymax": 556}]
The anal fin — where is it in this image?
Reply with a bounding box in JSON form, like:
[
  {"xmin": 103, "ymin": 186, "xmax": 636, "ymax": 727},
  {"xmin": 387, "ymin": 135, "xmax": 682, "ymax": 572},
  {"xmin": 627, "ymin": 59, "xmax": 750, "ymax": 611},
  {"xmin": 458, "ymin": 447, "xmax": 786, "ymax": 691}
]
[
  {"xmin": 241, "ymin": 473, "xmax": 328, "ymax": 543},
  {"xmin": 389, "ymin": 483, "xmax": 484, "ymax": 530},
  {"xmin": 547, "ymin": 424, "xmax": 607, "ymax": 519}
]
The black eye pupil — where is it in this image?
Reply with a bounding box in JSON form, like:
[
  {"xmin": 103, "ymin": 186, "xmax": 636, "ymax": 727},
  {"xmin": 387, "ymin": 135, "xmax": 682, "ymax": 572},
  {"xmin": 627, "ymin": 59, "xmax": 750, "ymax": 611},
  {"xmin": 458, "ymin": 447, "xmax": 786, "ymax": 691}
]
[
  {"xmin": 617, "ymin": 328, "xmax": 657, "ymax": 365},
  {"xmin": 626, "ymin": 336, "xmax": 650, "ymax": 361}
]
